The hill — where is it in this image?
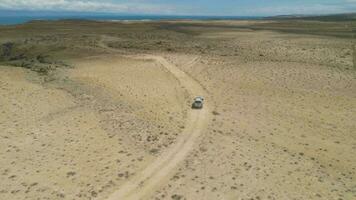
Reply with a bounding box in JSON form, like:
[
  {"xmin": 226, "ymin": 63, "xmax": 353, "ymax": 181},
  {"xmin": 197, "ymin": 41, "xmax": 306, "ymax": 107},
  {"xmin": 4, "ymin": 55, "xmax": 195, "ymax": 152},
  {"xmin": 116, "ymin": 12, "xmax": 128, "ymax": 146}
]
[{"xmin": 266, "ymin": 13, "xmax": 356, "ymax": 21}]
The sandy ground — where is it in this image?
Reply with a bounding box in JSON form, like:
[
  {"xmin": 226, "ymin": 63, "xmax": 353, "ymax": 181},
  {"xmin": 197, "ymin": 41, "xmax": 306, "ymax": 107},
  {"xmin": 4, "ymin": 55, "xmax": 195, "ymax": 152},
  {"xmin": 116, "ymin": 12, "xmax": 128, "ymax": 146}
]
[
  {"xmin": 0, "ymin": 20, "xmax": 356, "ymax": 200},
  {"xmin": 156, "ymin": 31, "xmax": 356, "ymax": 200},
  {"xmin": 0, "ymin": 55, "xmax": 189, "ymax": 199}
]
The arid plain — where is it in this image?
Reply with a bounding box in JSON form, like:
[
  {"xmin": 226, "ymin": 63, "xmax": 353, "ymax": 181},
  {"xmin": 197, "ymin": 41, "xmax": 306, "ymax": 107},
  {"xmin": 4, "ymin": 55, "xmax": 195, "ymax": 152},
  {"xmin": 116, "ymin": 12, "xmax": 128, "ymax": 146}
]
[{"xmin": 0, "ymin": 19, "xmax": 355, "ymax": 200}]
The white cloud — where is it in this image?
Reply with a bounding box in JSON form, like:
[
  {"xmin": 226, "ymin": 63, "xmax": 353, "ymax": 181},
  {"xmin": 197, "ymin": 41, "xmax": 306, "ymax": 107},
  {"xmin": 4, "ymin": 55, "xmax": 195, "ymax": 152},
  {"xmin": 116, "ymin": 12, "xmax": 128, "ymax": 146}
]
[
  {"xmin": 0, "ymin": 0, "xmax": 174, "ymax": 14},
  {"xmin": 0, "ymin": 0, "xmax": 354, "ymax": 16}
]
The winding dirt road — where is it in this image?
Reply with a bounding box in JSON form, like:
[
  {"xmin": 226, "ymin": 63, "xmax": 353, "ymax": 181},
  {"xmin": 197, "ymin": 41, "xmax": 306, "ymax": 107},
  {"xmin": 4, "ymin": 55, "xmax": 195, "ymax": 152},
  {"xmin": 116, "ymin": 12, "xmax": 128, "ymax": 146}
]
[{"xmin": 100, "ymin": 44, "xmax": 210, "ymax": 199}]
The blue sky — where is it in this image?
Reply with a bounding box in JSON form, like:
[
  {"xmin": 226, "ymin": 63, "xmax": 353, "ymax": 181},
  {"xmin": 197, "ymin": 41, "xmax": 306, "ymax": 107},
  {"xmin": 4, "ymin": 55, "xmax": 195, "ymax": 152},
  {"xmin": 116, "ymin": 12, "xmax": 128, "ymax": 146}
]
[{"xmin": 0, "ymin": 0, "xmax": 355, "ymax": 16}]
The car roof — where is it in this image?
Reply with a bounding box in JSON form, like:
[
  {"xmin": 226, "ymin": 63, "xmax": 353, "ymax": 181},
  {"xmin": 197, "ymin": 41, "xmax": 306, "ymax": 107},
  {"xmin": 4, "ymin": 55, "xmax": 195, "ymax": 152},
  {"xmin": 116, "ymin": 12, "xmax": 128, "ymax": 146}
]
[{"xmin": 194, "ymin": 97, "xmax": 204, "ymax": 101}]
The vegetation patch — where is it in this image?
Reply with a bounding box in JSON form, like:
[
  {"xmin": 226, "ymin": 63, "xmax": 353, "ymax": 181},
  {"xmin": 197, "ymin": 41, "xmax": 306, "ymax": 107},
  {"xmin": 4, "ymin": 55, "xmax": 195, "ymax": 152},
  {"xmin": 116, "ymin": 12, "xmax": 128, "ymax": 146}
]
[{"xmin": 0, "ymin": 41, "xmax": 71, "ymax": 75}]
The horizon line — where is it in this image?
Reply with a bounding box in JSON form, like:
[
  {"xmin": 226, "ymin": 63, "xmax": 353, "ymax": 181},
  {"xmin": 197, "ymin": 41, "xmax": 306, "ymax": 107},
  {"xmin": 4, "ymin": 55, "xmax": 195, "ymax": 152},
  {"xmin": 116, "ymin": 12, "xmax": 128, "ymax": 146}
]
[{"xmin": 1, "ymin": 9, "xmax": 355, "ymax": 18}]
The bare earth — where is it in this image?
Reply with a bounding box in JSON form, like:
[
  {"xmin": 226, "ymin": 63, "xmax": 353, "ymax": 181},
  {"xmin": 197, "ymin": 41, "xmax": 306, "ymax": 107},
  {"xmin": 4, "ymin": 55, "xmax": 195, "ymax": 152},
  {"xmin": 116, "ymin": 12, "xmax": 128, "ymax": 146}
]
[{"xmin": 0, "ymin": 20, "xmax": 355, "ymax": 200}]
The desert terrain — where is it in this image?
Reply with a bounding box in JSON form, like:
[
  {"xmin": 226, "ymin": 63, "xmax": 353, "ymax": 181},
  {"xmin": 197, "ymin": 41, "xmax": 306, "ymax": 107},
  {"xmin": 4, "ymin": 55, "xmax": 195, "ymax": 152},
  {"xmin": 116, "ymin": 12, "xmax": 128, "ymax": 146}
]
[{"xmin": 0, "ymin": 19, "xmax": 355, "ymax": 200}]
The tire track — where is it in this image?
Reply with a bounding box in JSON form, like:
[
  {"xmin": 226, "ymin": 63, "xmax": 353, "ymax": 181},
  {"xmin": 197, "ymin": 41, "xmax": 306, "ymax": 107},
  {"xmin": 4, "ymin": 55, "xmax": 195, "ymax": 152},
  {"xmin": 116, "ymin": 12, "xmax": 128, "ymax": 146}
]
[{"xmin": 104, "ymin": 54, "xmax": 210, "ymax": 200}]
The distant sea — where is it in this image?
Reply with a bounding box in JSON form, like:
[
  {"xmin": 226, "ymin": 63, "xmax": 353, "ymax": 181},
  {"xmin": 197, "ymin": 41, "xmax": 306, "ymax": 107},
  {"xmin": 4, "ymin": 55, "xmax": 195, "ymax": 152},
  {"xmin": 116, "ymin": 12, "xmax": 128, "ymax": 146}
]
[{"xmin": 0, "ymin": 15, "xmax": 261, "ymax": 25}]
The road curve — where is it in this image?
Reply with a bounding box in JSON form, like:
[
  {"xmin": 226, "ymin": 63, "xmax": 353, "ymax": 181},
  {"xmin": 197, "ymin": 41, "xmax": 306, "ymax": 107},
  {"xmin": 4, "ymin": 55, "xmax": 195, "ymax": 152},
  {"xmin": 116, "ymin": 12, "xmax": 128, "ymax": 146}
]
[{"xmin": 105, "ymin": 54, "xmax": 210, "ymax": 200}]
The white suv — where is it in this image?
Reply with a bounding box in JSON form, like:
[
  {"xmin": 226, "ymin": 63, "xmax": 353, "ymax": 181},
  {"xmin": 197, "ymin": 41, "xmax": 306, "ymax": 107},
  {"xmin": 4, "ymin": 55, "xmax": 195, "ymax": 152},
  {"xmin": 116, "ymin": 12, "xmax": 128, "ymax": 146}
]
[{"xmin": 192, "ymin": 96, "xmax": 204, "ymax": 109}]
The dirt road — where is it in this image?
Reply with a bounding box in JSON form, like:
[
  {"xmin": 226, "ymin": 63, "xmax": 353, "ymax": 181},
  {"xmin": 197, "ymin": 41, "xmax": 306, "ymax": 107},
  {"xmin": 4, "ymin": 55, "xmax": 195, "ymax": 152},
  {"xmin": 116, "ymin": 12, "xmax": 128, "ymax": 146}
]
[{"xmin": 95, "ymin": 47, "xmax": 210, "ymax": 198}]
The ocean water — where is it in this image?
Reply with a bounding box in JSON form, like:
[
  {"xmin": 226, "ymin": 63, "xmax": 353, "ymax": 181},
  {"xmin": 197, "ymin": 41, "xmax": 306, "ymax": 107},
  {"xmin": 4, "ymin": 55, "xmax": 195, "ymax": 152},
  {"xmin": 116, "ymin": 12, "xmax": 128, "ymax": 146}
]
[{"xmin": 0, "ymin": 15, "xmax": 260, "ymax": 25}]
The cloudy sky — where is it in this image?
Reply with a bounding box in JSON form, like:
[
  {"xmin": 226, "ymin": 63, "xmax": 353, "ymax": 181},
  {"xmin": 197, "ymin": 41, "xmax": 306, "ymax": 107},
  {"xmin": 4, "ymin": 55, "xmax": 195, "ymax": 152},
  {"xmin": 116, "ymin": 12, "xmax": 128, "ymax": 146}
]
[{"xmin": 0, "ymin": 0, "xmax": 355, "ymax": 16}]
